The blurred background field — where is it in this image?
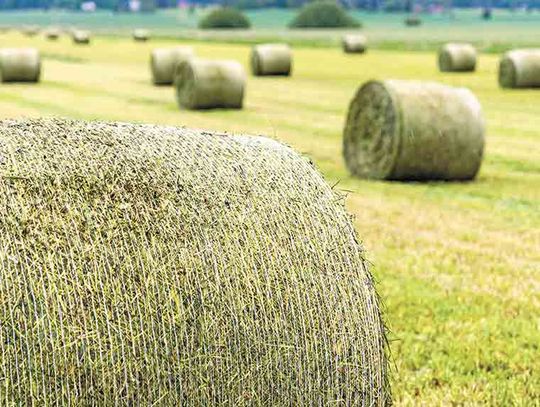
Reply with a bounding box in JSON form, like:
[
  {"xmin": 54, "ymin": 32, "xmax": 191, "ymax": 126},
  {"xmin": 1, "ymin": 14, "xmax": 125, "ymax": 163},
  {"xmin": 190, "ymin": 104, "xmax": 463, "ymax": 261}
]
[
  {"xmin": 1, "ymin": 8, "xmax": 540, "ymax": 49},
  {"xmin": 0, "ymin": 28, "xmax": 538, "ymax": 404}
]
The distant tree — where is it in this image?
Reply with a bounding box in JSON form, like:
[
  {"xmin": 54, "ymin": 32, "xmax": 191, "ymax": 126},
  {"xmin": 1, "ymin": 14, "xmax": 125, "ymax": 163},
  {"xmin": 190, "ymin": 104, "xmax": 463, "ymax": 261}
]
[{"xmin": 290, "ymin": 1, "xmax": 361, "ymax": 27}]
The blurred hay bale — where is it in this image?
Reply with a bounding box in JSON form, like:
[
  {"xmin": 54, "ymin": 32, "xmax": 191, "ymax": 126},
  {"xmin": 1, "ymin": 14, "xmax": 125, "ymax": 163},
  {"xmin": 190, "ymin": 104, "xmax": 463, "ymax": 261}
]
[
  {"xmin": 72, "ymin": 30, "xmax": 91, "ymax": 45},
  {"xmin": 343, "ymin": 80, "xmax": 485, "ymax": 181},
  {"xmin": 0, "ymin": 48, "xmax": 41, "ymax": 83},
  {"xmin": 44, "ymin": 27, "xmax": 61, "ymax": 40},
  {"xmin": 251, "ymin": 43, "xmax": 292, "ymax": 76},
  {"xmin": 150, "ymin": 46, "xmax": 194, "ymax": 85},
  {"xmin": 342, "ymin": 34, "xmax": 368, "ymax": 54},
  {"xmin": 0, "ymin": 117, "xmax": 389, "ymax": 405},
  {"xmin": 175, "ymin": 58, "xmax": 245, "ymax": 109},
  {"xmin": 438, "ymin": 43, "xmax": 477, "ymax": 72},
  {"xmin": 133, "ymin": 28, "xmax": 150, "ymax": 42},
  {"xmin": 21, "ymin": 25, "xmax": 40, "ymax": 36},
  {"xmin": 499, "ymin": 49, "xmax": 540, "ymax": 88},
  {"xmin": 404, "ymin": 16, "xmax": 422, "ymax": 26}
]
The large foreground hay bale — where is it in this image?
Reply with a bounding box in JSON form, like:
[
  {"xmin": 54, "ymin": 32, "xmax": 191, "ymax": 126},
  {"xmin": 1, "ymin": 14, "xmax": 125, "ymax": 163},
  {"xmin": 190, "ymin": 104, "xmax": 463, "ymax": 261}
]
[
  {"xmin": 133, "ymin": 28, "xmax": 150, "ymax": 42},
  {"xmin": 438, "ymin": 43, "xmax": 477, "ymax": 72},
  {"xmin": 175, "ymin": 58, "xmax": 245, "ymax": 109},
  {"xmin": 0, "ymin": 118, "xmax": 389, "ymax": 405},
  {"xmin": 498, "ymin": 49, "xmax": 540, "ymax": 88},
  {"xmin": 0, "ymin": 48, "xmax": 41, "ymax": 83},
  {"xmin": 251, "ymin": 43, "xmax": 292, "ymax": 76},
  {"xmin": 72, "ymin": 29, "xmax": 91, "ymax": 44},
  {"xmin": 150, "ymin": 46, "xmax": 194, "ymax": 85},
  {"xmin": 343, "ymin": 80, "xmax": 484, "ymax": 181},
  {"xmin": 343, "ymin": 34, "xmax": 368, "ymax": 54}
]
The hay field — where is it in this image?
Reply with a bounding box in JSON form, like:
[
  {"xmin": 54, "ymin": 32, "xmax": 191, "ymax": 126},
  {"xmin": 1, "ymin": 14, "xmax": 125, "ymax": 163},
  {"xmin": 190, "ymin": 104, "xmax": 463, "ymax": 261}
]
[{"xmin": 0, "ymin": 31, "xmax": 538, "ymax": 405}]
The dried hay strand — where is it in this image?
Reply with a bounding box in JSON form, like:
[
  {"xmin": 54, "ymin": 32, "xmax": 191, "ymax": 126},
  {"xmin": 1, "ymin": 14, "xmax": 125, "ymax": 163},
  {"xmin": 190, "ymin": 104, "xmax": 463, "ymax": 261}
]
[
  {"xmin": 150, "ymin": 46, "xmax": 194, "ymax": 85},
  {"xmin": 0, "ymin": 118, "xmax": 389, "ymax": 405},
  {"xmin": 0, "ymin": 48, "xmax": 41, "ymax": 83},
  {"xmin": 175, "ymin": 58, "xmax": 245, "ymax": 109},
  {"xmin": 133, "ymin": 28, "xmax": 150, "ymax": 42},
  {"xmin": 251, "ymin": 43, "xmax": 292, "ymax": 76},
  {"xmin": 343, "ymin": 80, "xmax": 485, "ymax": 181},
  {"xmin": 498, "ymin": 49, "xmax": 540, "ymax": 88},
  {"xmin": 342, "ymin": 34, "xmax": 368, "ymax": 54},
  {"xmin": 44, "ymin": 27, "xmax": 61, "ymax": 40},
  {"xmin": 72, "ymin": 29, "xmax": 91, "ymax": 45},
  {"xmin": 438, "ymin": 43, "xmax": 477, "ymax": 72}
]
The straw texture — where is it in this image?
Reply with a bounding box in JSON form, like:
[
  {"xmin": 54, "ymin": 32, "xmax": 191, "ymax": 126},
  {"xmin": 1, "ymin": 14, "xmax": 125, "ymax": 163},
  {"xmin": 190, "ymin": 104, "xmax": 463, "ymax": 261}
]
[
  {"xmin": 0, "ymin": 48, "xmax": 41, "ymax": 83},
  {"xmin": 438, "ymin": 43, "xmax": 477, "ymax": 72},
  {"xmin": 0, "ymin": 118, "xmax": 389, "ymax": 406},
  {"xmin": 344, "ymin": 80, "xmax": 485, "ymax": 181},
  {"xmin": 343, "ymin": 34, "xmax": 367, "ymax": 54},
  {"xmin": 498, "ymin": 49, "xmax": 540, "ymax": 88},
  {"xmin": 72, "ymin": 30, "xmax": 91, "ymax": 44},
  {"xmin": 251, "ymin": 44, "xmax": 292, "ymax": 76},
  {"xmin": 175, "ymin": 58, "xmax": 246, "ymax": 109},
  {"xmin": 150, "ymin": 47, "xmax": 194, "ymax": 85}
]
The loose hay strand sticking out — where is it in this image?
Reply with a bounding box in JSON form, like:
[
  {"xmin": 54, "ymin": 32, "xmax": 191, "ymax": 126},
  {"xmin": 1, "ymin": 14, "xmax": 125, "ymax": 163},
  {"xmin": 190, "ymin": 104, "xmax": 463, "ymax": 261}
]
[
  {"xmin": 343, "ymin": 80, "xmax": 485, "ymax": 181},
  {"xmin": 0, "ymin": 48, "xmax": 41, "ymax": 83},
  {"xmin": 150, "ymin": 47, "xmax": 194, "ymax": 85},
  {"xmin": 499, "ymin": 49, "xmax": 540, "ymax": 88},
  {"xmin": 438, "ymin": 43, "xmax": 477, "ymax": 72},
  {"xmin": 72, "ymin": 29, "xmax": 91, "ymax": 44},
  {"xmin": 175, "ymin": 58, "xmax": 246, "ymax": 109},
  {"xmin": 0, "ymin": 118, "xmax": 389, "ymax": 405},
  {"xmin": 133, "ymin": 28, "xmax": 150, "ymax": 42},
  {"xmin": 342, "ymin": 34, "xmax": 368, "ymax": 54},
  {"xmin": 251, "ymin": 43, "xmax": 292, "ymax": 76}
]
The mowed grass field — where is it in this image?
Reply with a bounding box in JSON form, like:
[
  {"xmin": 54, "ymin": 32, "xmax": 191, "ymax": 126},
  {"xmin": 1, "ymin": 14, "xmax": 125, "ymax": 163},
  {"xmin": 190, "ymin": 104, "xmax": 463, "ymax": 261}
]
[{"xmin": 0, "ymin": 30, "xmax": 539, "ymax": 405}]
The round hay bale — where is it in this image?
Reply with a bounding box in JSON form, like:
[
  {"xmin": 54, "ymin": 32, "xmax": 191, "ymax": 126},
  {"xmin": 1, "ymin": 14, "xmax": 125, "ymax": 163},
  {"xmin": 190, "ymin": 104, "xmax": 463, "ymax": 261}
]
[
  {"xmin": 44, "ymin": 27, "xmax": 61, "ymax": 40},
  {"xmin": 133, "ymin": 28, "xmax": 150, "ymax": 42},
  {"xmin": 150, "ymin": 46, "xmax": 194, "ymax": 85},
  {"xmin": 21, "ymin": 25, "xmax": 40, "ymax": 36},
  {"xmin": 343, "ymin": 80, "xmax": 485, "ymax": 181},
  {"xmin": 438, "ymin": 43, "xmax": 477, "ymax": 72},
  {"xmin": 251, "ymin": 43, "xmax": 292, "ymax": 76},
  {"xmin": 175, "ymin": 58, "xmax": 245, "ymax": 109},
  {"xmin": 342, "ymin": 34, "xmax": 368, "ymax": 54},
  {"xmin": 0, "ymin": 117, "xmax": 389, "ymax": 405},
  {"xmin": 72, "ymin": 29, "xmax": 91, "ymax": 45},
  {"xmin": 404, "ymin": 16, "xmax": 422, "ymax": 26},
  {"xmin": 498, "ymin": 49, "xmax": 540, "ymax": 88},
  {"xmin": 0, "ymin": 48, "xmax": 41, "ymax": 83}
]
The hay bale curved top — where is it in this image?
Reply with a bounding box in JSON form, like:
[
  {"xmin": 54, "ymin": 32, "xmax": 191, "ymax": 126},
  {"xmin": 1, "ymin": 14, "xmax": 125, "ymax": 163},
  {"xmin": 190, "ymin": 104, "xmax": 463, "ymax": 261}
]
[
  {"xmin": 0, "ymin": 118, "xmax": 389, "ymax": 405},
  {"xmin": 438, "ymin": 43, "xmax": 477, "ymax": 72},
  {"xmin": 72, "ymin": 29, "xmax": 91, "ymax": 44},
  {"xmin": 343, "ymin": 80, "xmax": 485, "ymax": 181},
  {"xmin": 290, "ymin": 2, "xmax": 360, "ymax": 28},
  {"xmin": 0, "ymin": 48, "xmax": 41, "ymax": 83},
  {"xmin": 342, "ymin": 34, "xmax": 368, "ymax": 53},
  {"xmin": 251, "ymin": 43, "xmax": 292, "ymax": 76},
  {"xmin": 199, "ymin": 7, "xmax": 251, "ymax": 29},
  {"xmin": 151, "ymin": 46, "xmax": 194, "ymax": 85},
  {"xmin": 133, "ymin": 28, "xmax": 150, "ymax": 41},
  {"xmin": 498, "ymin": 49, "xmax": 540, "ymax": 88}
]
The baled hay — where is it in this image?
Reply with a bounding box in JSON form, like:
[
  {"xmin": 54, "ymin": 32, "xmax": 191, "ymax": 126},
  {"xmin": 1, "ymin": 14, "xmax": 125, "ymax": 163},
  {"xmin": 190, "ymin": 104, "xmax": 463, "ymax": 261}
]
[
  {"xmin": 251, "ymin": 43, "xmax": 292, "ymax": 76},
  {"xmin": 342, "ymin": 34, "xmax": 368, "ymax": 54},
  {"xmin": 438, "ymin": 43, "xmax": 477, "ymax": 72},
  {"xmin": 499, "ymin": 49, "xmax": 540, "ymax": 88},
  {"xmin": 0, "ymin": 48, "xmax": 41, "ymax": 83},
  {"xmin": 133, "ymin": 28, "xmax": 150, "ymax": 41},
  {"xmin": 343, "ymin": 80, "xmax": 485, "ymax": 181},
  {"xmin": 0, "ymin": 118, "xmax": 389, "ymax": 405},
  {"xmin": 44, "ymin": 27, "xmax": 61, "ymax": 40},
  {"xmin": 150, "ymin": 46, "xmax": 194, "ymax": 85},
  {"xmin": 404, "ymin": 16, "xmax": 421, "ymax": 26},
  {"xmin": 72, "ymin": 30, "xmax": 91, "ymax": 44},
  {"xmin": 175, "ymin": 58, "xmax": 246, "ymax": 109},
  {"xmin": 21, "ymin": 25, "xmax": 40, "ymax": 36}
]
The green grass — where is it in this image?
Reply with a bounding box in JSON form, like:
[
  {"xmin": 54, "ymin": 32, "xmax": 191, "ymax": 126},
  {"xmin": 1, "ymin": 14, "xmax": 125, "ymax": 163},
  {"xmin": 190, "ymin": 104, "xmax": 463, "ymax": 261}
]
[
  {"xmin": 0, "ymin": 8, "xmax": 539, "ymax": 50},
  {"xmin": 0, "ymin": 29, "xmax": 539, "ymax": 405}
]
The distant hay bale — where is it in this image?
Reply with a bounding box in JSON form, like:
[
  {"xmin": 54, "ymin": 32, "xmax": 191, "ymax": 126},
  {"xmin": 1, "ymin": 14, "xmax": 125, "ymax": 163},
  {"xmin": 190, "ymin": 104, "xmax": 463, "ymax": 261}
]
[
  {"xmin": 343, "ymin": 80, "xmax": 485, "ymax": 181},
  {"xmin": 175, "ymin": 58, "xmax": 245, "ymax": 109},
  {"xmin": 438, "ymin": 43, "xmax": 477, "ymax": 72},
  {"xmin": 0, "ymin": 117, "xmax": 389, "ymax": 406},
  {"xmin": 44, "ymin": 27, "xmax": 61, "ymax": 40},
  {"xmin": 498, "ymin": 49, "xmax": 540, "ymax": 88},
  {"xmin": 133, "ymin": 28, "xmax": 150, "ymax": 42},
  {"xmin": 404, "ymin": 16, "xmax": 422, "ymax": 26},
  {"xmin": 72, "ymin": 30, "xmax": 91, "ymax": 44},
  {"xmin": 150, "ymin": 46, "xmax": 194, "ymax": 85},
  {"xmin": 0, "ymin": 48, "xmax": 41, "ymax": 83},
  {"xmin": 251, "ymin": 43, "xmax": 292, "ymax": 76},
  {"xmin": 21, "ymin": 25, "xmax": 40, "ymax": 36},
  {"xmin": 342, "ymin": 34, "xmax": 368, "ymax": 54}
]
